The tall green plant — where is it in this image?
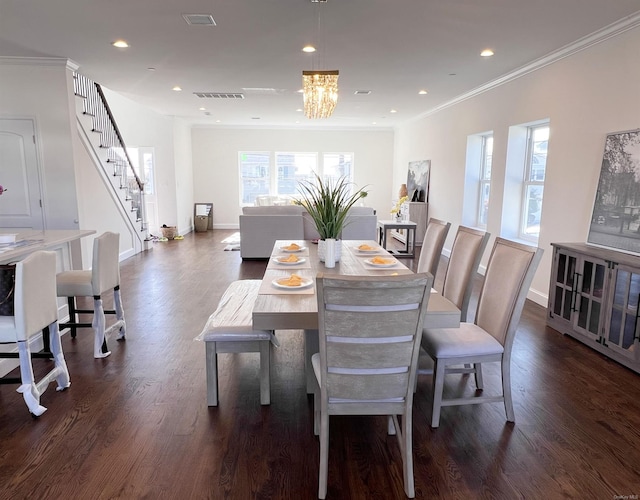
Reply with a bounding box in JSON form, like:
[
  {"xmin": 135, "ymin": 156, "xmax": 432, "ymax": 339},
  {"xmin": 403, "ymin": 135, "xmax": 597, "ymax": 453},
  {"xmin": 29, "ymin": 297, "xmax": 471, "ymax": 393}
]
[{"xmin": 295, "ymin": 173, "xmax": 369, "ymax": 239}]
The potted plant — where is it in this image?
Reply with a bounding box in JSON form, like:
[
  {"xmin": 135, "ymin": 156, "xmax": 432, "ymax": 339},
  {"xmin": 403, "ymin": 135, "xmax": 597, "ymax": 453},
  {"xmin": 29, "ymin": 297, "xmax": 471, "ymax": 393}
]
[{"xmin": 295, "ymin": 173, "xmax": 369, "ymax": 264}]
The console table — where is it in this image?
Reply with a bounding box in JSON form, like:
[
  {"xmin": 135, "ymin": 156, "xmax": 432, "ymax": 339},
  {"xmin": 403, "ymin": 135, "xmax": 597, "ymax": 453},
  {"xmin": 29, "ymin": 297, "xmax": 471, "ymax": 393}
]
[{"xmin": 377, "ymin": 220, "xmax": 418, "ymax": 258}]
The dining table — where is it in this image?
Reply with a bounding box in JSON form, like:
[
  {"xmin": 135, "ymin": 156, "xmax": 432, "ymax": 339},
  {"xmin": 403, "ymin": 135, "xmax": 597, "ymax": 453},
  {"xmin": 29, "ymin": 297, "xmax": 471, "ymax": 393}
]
[{"xmin": 252, "ymin": 239, "xmax": 461, "ymax": 392}]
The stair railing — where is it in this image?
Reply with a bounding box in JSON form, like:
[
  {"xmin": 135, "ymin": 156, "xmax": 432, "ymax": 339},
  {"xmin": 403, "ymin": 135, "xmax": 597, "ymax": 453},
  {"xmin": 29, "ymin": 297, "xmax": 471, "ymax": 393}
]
[{"xmin": 73, "ymin": 72, "xmax": 149, "ymax": 241}]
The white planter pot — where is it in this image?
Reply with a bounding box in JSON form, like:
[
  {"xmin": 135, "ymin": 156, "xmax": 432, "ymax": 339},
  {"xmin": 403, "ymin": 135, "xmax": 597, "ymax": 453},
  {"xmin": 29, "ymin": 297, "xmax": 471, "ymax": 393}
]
[{"xmin": 318, "ymin": 239, "xmax": 342, "ymax": 263}]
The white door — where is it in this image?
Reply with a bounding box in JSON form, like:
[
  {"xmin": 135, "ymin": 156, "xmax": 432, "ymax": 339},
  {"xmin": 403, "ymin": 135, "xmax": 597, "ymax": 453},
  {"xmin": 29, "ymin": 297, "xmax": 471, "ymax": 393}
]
[{"xmin": 0, "ymin": 119, "xmax": 45, "ymax": 229}]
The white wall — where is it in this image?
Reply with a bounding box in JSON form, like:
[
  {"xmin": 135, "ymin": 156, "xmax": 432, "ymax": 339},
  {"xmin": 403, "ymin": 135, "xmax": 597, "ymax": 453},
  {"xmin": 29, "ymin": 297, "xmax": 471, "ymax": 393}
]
[
  {"xmin": 191, "ymin": 127, "xmax": 394, "ymax": 228},
  {"xmin": 394, "ymin": 25, "xmax": 640, "ymax": 305},
  {"xmin": 0, "ymin": 58, "xmax": 80, "ymax": 229},
  {"xmin": 173, "ymin": 119, "xmax": 194, "ymax": 231},
  {"xmin": 102, "ymin": 88, "xmax": 185, "ymax": 234}
]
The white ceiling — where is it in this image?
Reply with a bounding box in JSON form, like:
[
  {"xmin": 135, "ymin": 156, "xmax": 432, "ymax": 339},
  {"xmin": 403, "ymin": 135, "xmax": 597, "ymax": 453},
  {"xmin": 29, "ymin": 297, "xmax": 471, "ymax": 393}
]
[{"xmin": 1, "ymin": 0, "xmax": 639, "ymax": 129}]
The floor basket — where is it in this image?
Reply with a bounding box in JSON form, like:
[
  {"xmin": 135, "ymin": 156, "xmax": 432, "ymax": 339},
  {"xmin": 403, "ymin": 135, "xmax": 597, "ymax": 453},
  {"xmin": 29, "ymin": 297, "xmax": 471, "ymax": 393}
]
[{"xmin": 161, "ymin": 226, "xmax": 178, "ymax": 239}]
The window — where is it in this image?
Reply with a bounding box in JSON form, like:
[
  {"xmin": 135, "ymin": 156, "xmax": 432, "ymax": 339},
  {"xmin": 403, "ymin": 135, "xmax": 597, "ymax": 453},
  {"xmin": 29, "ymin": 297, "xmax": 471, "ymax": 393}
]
[
  {"xmin": 239, "ymin": 151, "xmax": 354, "ymax": 205},
  {"xmin": 521, "ymin": 125, "xmax": 548, "ymax": 239},
  {"xmin": 275, "ymin": 152, "xmax": 317, "ymax": 196},
  {"xmin": 462, "ymin": 132, "xmax": 492, "ymax": 229},
  {"xmin": 478, "ymin": 135, "xmax": 493, "ymax": 228},
  {"xmin": 239, "ymin": 152, "xmax": 270, "ymax": 205},
  {"xmin": 323, "ymin": 153, "xmax": 353, "ymax": 186}
]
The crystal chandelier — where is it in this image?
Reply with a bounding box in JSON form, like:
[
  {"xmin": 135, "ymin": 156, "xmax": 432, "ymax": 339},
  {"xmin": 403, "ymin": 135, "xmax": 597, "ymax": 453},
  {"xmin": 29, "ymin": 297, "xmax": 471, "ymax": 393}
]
[{"xmin": 302, "ymin": 70, "xmax": 339, "ymax": 119}]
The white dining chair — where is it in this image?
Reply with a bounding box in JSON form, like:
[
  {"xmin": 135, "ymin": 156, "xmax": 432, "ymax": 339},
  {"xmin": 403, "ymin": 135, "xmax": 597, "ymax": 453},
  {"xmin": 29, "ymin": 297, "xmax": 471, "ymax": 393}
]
[
  {"xmin": 421, "ymin": 237, "xmax": 543, "ymax": 428},
  {"xmin": 0, "ymin": 251, "xmax": 71, "ymax": 416},
  {"xmin": 313, "ymin": 272, "xmax": 433, "ymax": 499},
  {"xmin": 56, "ymin": 231, "xmax": 125, "ymax": 358}
]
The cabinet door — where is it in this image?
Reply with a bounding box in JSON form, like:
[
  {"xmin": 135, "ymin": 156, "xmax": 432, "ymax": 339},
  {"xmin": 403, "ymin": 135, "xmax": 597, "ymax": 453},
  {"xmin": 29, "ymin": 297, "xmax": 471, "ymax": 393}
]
[
  {"xmin": 606, "ymin": 265, "xmax": 640, "ymax": 361},
  {"xmin": 551, "ymin": 249, "xmax": 578, "ymax": 322},
  {"xmin": 573, "ymin": 257, "xmax": 607, "ymax": 339}
]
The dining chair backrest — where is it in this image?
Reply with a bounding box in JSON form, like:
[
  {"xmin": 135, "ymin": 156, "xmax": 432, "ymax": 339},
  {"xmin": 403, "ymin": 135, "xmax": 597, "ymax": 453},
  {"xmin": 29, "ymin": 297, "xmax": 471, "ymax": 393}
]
[
  {"xmin": 441, "ymin": 226, "xmax": 490, "ymax": 322},
  {"xmin": 316, "ymin": 273, "xmax": 433, "ymax": 412},
  {"xmin": 416, "ymin": 218, "xmax": 451, "ymax": 277},
  {"xmin": 91, "ymin": 231, "xmax": 120, "ymax": 296},
  {"xmin": 474, "ymin": 237, "xmax": 543, "ymax": 350},
  {"xmin": 14, "ymin": 251, "xmax": 58, "ymax": 342}
]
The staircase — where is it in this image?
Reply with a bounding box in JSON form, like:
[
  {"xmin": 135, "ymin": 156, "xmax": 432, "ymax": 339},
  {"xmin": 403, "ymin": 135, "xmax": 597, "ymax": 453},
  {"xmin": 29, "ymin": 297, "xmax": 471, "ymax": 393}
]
[{"xmin": 73, "ymin": 72, "xmax": 150, "ymax": 251}]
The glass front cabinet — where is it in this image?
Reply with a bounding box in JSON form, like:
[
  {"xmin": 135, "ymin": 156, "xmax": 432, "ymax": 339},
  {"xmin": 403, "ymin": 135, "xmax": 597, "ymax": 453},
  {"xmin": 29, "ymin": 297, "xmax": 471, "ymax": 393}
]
[{"xmin": 548, "ymin": 243, "xmax": 639, "ymax": 374}]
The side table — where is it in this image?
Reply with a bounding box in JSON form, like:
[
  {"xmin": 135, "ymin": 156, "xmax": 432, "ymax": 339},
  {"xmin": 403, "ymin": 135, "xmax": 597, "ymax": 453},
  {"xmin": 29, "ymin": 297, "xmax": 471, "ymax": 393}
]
[{"xmin": 377, "ymin": 219, "xmax": 418, "ymax": 258}]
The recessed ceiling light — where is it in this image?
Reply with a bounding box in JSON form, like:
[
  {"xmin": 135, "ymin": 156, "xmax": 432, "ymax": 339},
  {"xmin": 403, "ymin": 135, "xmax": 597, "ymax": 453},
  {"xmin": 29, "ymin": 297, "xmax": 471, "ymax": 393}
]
[
  {"xmin": 418, "ymin": 90, "xmax": 428, "ymax": 95},
  {"xmin": 112, "ymin": 40, "xmax": 129, "ymax": 48},
  {"xmin": 172, "ymin": 86, "xmax": 182, "ymax": 92},
  {"xmin": 147, "ymin": 67, "xmax": 156, "ymax": 72},
  {"xmin": 296, "ymin": 108, "xmax": 303, "ymax": 112},
  {"xmin": 390, "ymin": 109, "xmax": 397, "ymax": 113},
  {"xmin": 302, "ymin": 45, "xmax": 316, "ymax": 53},
  {"xmin": 215, "ymin": 120, "xmax": 221, "ymax": 123},
  {"xmin": 481, "ymin": 49, "xmax": 494, "ymax": 57},
  {"xmin": 199, "ymin": 107, "xmax": 206, "ymax": 111},
  {"xmin": 372, "ymin": 121, "xmax": 377, "ymax": 125},
  {"xmin": 297, "ymin": 89, "xmax": 304, "ymax": 93}
]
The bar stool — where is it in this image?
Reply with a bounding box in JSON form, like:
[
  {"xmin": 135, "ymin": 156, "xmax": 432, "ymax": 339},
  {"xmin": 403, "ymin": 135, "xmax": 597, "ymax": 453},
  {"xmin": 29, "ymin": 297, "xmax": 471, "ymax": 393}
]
[
  {"xmin": 0, "ymin": 251, "xmax": 71, "ymax": 416},
  {"xmin": 56, "ymin": 232, "xmax": 125, "ymax": 358}
]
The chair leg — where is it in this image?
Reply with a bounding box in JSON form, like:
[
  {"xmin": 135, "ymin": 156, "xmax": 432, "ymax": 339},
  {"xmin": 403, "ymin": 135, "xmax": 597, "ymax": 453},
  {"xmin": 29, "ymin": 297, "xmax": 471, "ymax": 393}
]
[
  {"xmin": 502, "ymin": 358, "xmax": 515, "ymax": 422},
  {"xmin": 67, "ymin": 297, "xmax": 78, "ymax": 339},
  {"xmin": 206, "ymin": 342, "xmax": 219, "ymax": 406},
  {"xmin": 431, "ymin": 358, "xmax": 446, "ymax": 428},
  {"xmin": 474, "ymin": 362, "xmax": 484, "ymax": 390},
  {"xmin": 259, "ymin": 340, "xmax": 270, "ymax": 405},
  {"xmin": 16, "ymin": 342, "xmax": 47, "ymax": 416},
  {"xmin": 313, "ymin": 380, "xmax": 320, "ymax": 437},
  {"xmin": 92, "ymin": 296, "xmax": 111, "ymax": 359},
  {"xmin": 114, "ymin": 287, "xmax": 126, "ymax": 340},
  {"xmin": 402, "ymin": 412, "xmax": 415, "ymax": 498},
  {"xmin": 318, "ymin": 412, "xmax": 329, "ymax": 499},
  {"xmin": 49, "ymin": 322, "xmax": 71, "ymax": 391},
  {"xmin": 387, "ymin": 415, "xmax": 397, "ymax": 435}
]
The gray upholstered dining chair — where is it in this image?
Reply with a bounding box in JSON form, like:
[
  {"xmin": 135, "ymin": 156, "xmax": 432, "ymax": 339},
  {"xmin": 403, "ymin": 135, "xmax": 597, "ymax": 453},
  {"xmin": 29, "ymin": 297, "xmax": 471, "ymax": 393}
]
[
  {"xmin": 0, "ymin": 251, "xmax": 71, "ymax": 416},
  {"xmin": 313, "ymin": 272, "xmax": 433, "ymax": 499},
  {"xmin": 417, "ymin": 225, "xmax": 489, "ymax": 378},
  {"xmin": 421, "ymin": 238, "xmax": 543, "ymax": 428},
  {"xmin": 56, "ymin": 231, "xmax": 125, "ymax": 358},
  {"xmin": 416, "ymin": 218, "xmax": 451, "ymax": 279},
  {"xmin": 439, "ymin": 226, "xmax": 490, "ymax": 322}
]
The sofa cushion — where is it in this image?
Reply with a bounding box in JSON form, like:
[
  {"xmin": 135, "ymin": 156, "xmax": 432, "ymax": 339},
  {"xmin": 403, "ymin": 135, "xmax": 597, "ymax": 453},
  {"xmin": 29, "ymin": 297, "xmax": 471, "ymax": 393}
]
[{"xmin": 242, "ymin": 205, "xmax": 305, "ymax": 216}]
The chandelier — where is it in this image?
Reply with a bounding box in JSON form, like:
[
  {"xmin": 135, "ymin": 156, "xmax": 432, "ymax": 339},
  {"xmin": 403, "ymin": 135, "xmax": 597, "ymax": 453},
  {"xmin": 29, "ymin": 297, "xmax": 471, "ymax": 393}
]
[{"xmin": 302, "ymin": 70, "xmax": 339, "ymax": 119}]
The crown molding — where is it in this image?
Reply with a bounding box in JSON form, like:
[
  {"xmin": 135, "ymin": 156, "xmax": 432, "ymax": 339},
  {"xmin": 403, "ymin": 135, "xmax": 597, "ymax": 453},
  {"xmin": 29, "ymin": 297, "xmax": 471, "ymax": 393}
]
[
  {"xmin": 0, "ymin": 56, "xmax": 79, "ymax": 71},
  {"xmin": 410, "ymin": 12, "xmax": 640, "ymax": 123}
]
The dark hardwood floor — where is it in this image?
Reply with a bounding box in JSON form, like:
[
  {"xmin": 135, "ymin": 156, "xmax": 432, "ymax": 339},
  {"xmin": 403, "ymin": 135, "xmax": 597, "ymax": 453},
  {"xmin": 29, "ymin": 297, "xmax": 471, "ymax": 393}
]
[{"xmin": 1, "ymin": 230, "xmax": 639, "ymax": 499}]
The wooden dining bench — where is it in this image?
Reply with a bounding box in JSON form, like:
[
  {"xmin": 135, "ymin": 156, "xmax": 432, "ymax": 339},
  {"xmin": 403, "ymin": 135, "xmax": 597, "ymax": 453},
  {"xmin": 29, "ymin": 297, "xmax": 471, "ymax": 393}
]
[{"xmin": 197, "ymin": 280, "xmax": 277, "ymax": 406}]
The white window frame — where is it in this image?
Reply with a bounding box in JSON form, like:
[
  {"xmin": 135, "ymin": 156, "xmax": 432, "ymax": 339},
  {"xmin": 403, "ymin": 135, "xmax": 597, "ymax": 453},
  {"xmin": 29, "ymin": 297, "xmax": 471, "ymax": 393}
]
[
  {"xmin": 519, "ymin": 124, "xmax": 548, "ymax": 241},
  {"xmin": 239, "ymin": 151, "xmax": 354, "ymax": 205},
  {"xmin": 477, "ymin": 135, "xmax": 493, "ymax": 228}
]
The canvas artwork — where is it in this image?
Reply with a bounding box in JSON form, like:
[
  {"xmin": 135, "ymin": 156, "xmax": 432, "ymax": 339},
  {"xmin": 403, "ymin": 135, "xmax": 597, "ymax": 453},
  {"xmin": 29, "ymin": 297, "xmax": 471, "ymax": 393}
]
[
  {"xmin": 588, "ymin": 129, "xmax": 640, "ymax": 254},
  {"xmin": 407, "ymin": 160, "xmax": 430, "ymax": 203}
]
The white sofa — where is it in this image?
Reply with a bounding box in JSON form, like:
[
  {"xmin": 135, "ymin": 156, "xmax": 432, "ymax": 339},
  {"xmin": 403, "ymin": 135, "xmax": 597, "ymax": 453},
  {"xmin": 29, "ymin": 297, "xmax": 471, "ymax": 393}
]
[{"xmin": 239, "ymin": 205, "xmax": 377, "ymax": 259}]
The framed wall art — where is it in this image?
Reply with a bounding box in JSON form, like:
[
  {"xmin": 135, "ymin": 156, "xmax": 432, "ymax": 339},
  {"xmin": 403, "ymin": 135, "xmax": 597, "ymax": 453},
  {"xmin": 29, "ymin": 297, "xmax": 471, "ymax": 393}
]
[
  {"xmin": 587, "ymin": 128, "xmax": 640, "ymax": 254},
  {"xmin": 407, "ymin": 160, "xmax": 430, "ymax": 203}
]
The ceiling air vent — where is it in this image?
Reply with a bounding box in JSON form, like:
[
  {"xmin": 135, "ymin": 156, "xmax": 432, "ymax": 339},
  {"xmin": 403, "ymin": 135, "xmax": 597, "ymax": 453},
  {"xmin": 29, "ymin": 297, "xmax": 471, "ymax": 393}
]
[
  {"xmin": 194, "ymin": 92, "xmax": 244, "ymax": 99},
  {"xmin": 182, "ymin": 14, "xmax": 216, "ymax": 26}
]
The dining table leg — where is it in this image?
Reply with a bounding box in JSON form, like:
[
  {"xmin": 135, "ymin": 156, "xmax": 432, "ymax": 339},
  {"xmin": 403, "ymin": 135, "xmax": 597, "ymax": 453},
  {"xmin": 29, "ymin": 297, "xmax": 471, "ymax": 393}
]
[{"xmin": 304, "ymin": 329, "xmax": 319, "ymax": 394}]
